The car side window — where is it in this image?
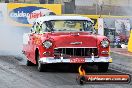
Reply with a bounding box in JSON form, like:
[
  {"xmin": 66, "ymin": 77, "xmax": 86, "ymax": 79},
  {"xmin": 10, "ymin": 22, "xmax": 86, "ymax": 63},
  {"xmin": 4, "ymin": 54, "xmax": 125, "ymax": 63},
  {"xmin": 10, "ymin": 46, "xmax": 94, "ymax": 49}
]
[
  {"xmin": 31, "ymin": 22, "xmax": 42, "ymax": 33},
  {"xmin": 41, "ymin": 22, "xmax": 47, "ymax": 32},
  {"xmin": 42, "ymin": 22, "xmax": 52, "ymax": 32},
  {"xmin": 35, "ymin": 22, "xmax": 41, "ymax": 33},
  {"xmin": 31, "ymin": 22, "xmax": 40, "ymax": 33},
  {"xmin": 31, "ymin": 22, "xmax": 36, "ymax": 33}
]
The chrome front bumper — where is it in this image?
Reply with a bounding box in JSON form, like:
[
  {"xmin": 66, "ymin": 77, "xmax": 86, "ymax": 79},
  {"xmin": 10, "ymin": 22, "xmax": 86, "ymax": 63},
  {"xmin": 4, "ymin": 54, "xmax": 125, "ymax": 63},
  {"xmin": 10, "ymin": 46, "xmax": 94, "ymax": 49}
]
[{"xmin": 39, "ymin": 56, "xmax": 112, "ymax": 64}]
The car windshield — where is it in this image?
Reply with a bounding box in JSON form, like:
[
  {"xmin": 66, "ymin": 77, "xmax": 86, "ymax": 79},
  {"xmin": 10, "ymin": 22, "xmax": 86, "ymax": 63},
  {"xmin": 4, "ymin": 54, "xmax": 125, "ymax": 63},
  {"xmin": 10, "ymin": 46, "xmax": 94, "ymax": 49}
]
[{"xmin": 41, "ymin": 20, "xmax": 94, "ymax": 32}]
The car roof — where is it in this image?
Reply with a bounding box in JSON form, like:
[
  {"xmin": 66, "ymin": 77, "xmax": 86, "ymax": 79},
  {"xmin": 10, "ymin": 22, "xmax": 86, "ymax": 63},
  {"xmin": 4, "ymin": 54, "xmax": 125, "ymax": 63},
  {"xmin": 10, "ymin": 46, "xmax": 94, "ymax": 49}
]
[{"xmin": 35, "ymin": 15, "xmax": 92, "ymax": 24}]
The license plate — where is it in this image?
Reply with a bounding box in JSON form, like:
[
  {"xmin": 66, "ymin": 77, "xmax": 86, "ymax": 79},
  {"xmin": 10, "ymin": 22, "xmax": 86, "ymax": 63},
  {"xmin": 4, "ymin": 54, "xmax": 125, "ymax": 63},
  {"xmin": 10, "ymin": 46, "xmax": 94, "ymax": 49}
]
[{"xmin": 70, "ymin": 58, "xmax": 85, "ymax": 63}]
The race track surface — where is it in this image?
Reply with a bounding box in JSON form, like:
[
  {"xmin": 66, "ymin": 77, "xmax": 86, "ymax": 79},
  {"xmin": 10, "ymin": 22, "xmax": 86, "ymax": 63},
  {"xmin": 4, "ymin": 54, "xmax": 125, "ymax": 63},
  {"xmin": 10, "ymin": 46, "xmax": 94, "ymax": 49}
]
[{"xmin": 0, "ymin": 53, "xmax": 131, "ymax": 88}]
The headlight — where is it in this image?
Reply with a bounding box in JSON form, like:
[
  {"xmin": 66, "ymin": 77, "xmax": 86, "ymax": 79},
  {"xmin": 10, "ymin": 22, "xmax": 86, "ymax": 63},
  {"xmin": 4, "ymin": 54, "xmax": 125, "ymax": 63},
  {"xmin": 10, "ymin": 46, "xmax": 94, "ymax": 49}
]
[
  {"xmin": 43, "ymin": 40, "xmax": 52, "ymax": 49},
  {"xmin": 101, "ymin": 40, "xmax": 109, "ymax": 48}
]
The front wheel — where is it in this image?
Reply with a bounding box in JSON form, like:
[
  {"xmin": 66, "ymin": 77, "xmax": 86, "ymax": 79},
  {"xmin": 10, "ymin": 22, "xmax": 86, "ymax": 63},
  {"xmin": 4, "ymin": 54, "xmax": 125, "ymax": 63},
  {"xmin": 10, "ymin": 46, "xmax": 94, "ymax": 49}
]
[
  {"xmin": 36, "ymin": 52, "xmax": 46, "ymax": 72},
  {"xmin": 38, "ymin": 61, "xmax": 45, "ymax": 72},
  {"xmin": 98, "ymin": 63, "xmax": 109, "ymax": 72}
]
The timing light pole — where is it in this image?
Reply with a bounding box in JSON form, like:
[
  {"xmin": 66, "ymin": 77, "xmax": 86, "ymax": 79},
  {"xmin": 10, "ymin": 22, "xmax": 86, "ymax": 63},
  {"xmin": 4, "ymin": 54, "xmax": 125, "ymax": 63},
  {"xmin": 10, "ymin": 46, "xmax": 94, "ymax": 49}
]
[{"xmin": 98, "ymin": 0, "xmax": 104, "ymax": 18}]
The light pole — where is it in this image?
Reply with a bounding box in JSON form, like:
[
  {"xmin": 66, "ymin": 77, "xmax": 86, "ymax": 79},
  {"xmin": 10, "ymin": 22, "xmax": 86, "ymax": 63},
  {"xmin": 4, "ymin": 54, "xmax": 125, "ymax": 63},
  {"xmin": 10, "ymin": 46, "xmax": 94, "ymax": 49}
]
[
  {"xmin": 98, "ymin": 0, "xmax": 104, "ymax": 18},
  {"xmin": 109, "ymin": 0, "xmax": 111, "ymax": 15},
  {"xmin": 96, "ymin": 0, "xmax": 98, "ymax": 15}
]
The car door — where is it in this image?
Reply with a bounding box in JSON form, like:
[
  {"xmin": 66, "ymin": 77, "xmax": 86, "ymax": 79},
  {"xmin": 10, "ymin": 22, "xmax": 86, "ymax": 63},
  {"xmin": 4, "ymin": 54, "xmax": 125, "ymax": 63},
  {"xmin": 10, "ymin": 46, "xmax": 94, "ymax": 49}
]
[{"xmin": 28, "ymin": 22, "xmax": 40, "ymax": 63}]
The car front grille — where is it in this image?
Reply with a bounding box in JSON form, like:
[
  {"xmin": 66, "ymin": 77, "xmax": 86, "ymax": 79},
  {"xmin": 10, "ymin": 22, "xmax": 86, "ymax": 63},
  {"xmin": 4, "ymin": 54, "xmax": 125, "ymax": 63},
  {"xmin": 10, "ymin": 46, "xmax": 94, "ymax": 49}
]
[{"xmin": 54, "ymin": 48, "xmax": 98, "ymax": 57}]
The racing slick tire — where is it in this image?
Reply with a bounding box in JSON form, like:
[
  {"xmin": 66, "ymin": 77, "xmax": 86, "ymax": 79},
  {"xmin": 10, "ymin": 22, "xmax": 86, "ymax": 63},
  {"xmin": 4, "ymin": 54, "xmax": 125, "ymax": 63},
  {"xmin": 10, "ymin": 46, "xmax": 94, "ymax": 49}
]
[
  {"xmin": 38, "ymin": 62, "xmax": 46, "ymax": 72},
  {"xmin": 98, "ymin": 63, "xmax": 109, "ymax": 72},
  {"xmin": 36, "ymin": 52, "xmax": 47, "ymax": 72},
  {"xmin": 26, "ymin": 59, "xmax": 34, "ymax": 66}
]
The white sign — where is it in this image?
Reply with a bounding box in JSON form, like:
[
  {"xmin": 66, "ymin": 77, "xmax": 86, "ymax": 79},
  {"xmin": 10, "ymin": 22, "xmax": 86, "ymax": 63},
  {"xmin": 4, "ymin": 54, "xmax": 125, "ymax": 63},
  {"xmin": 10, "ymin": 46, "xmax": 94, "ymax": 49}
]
[{"xmin": 98, "ymin": 18, "xmax": 104, "ymax": 35}]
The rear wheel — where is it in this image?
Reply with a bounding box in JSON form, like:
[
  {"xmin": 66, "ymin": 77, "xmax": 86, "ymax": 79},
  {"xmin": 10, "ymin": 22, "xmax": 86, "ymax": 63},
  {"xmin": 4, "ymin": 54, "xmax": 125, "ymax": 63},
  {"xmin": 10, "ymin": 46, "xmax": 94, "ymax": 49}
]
[
  {"xmin": 98, "ymin": 63, "xmax": 109, "ymax": 72},
  {"xmin": 36, "ymin": 52, "xmax": 46, "ymax": 72}
]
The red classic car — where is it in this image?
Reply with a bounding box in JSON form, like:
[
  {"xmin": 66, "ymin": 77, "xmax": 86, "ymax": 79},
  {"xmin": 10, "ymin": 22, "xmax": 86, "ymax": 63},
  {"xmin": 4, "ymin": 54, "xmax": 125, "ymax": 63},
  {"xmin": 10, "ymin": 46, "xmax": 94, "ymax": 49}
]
[{"xmin": 22, "ymin": 16, "xmax": 112, "ymax": 72}]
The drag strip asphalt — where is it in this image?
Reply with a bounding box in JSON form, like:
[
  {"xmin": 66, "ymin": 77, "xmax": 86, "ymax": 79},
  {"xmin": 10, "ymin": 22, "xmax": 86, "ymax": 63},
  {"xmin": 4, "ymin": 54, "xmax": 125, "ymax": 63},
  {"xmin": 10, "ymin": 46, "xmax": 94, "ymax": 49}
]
[{"xmin": 0, "ymin": 54, "xmax": 131, "ymax": 88}]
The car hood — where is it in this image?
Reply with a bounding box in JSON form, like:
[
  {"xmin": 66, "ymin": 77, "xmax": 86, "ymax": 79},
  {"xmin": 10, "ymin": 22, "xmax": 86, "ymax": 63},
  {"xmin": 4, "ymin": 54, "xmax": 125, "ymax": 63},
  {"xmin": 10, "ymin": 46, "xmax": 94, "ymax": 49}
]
[{"xmin": 44, "ymin": 32, "xmax": 98, "ymax": 48}]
